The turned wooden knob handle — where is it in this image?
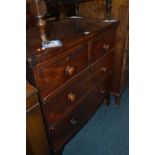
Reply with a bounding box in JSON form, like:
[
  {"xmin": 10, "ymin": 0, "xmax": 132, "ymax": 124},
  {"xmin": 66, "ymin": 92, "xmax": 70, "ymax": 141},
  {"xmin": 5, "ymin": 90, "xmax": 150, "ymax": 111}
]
[
  {"xmin": 70, "ymin": 118, "xmax": 77, "ymax": 126},
  {"xmin": 102, "ymin": 44, "xmax": 110, "ymax": 51},
  {"xmin": 66, "ymin": 65, "xmax": 75, "ymax": 76},
  {"xmin": 99, "ymin": 89, "xmax": 105, "ymax": 95},
  {"xmin": 101, "ymin": 67, "xmax": 107, "ymax": 72},
  {"xmin": 67, "ymin": 93, "xmax": 76, "ymax": 102}
]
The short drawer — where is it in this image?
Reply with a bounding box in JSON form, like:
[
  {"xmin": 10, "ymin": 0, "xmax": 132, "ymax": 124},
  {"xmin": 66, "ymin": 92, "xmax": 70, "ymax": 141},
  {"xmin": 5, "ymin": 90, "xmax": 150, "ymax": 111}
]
[
  {"xmin": 36, "ymin": 44, "xmax": 88, "ymax": 99},
  {"xmin": 90, "ymin": 51, "xmax": 114, "ymax": 83},
  {"xmin": 91, "ymin": 27, "xmax": 116, "ymax": 63},
  {"xmin": 49, "ymin": 79, "xmax": 110, "ymax": 150}
]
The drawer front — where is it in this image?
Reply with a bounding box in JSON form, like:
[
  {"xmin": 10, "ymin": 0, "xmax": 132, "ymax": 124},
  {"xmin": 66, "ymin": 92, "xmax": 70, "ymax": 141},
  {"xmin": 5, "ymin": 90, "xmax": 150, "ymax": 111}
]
[
  {"xmin": 36, "ymin": 44, "xmax": 88, "ymax": 99},
  {"xmin": 44, "ymin": 52, "xmax": 113, "ymax": 127},
  {"xmin": 49, "ymin": 78, "xmax": 110, "ymax": 150},
  {"xmin": 91, "ymin": 27, "xmax": 116, "ymax": 63},
  {"xmin": 44, "ymin": 69, "xmax": 92, "ymax": 127},
  {"xmin": 90, "ymin": 51, "xmax": 113, "ymax": 83}
]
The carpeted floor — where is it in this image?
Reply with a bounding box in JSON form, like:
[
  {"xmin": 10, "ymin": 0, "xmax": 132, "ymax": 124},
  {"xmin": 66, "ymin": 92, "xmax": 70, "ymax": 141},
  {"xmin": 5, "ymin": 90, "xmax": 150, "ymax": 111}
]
[{"xmin": 63, "ymin": 88, "xmax": 129, "ymax": 155}]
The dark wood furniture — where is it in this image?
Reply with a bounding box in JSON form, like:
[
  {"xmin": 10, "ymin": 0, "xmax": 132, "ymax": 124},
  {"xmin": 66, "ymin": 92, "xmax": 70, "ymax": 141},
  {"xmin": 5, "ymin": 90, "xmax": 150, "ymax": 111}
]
[
  {"xmin": 111, "ymin": 1, "xmax": 129, "ymax": 106},
  {"xmin": 45, "ymin": 0, "xmax": 93, "ymax": 19},
  {"xmin": 27, "ymin": 17, "xmax": 118, "ymax": 154},
  {"xmin": 120, "ymin": 29, "xmax": 129, "ymax": 93},
  {"xmin": 26, "ymin": 0, "xmax": 93, "ymax": 29},
  {"xmin": 80, "ymin": 0, "xmax": 129, "ymax": 107},
  {"xmin": 26, "ymin": 82, "xmax": 51, "ymax": 155}
]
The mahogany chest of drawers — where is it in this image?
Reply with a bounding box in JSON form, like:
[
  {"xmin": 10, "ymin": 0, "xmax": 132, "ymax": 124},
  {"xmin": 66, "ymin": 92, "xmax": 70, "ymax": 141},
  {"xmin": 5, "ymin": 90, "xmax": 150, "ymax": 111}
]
[{"xmin": 26, "ymin": 17, "xmax": 118, "ymax": 155}]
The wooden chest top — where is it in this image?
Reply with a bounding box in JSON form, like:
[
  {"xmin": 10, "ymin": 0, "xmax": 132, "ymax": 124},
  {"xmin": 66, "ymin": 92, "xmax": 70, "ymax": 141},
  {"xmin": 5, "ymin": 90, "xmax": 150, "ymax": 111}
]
[{"xmin": 26, "ymin": 17, "xmax": 118, "ymax": 66}]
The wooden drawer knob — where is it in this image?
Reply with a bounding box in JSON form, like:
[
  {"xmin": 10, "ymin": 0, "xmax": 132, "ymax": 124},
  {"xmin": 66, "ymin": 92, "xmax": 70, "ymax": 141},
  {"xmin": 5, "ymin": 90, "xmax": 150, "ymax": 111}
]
[
  {"xmin": 101, "ymin": 67, "xmax": 107, "ymax": 72},
  {"xmin": 102, "ymin": 44, "xmax": 110, "ymax": 51},
  {"xmin": 99, "ymin": 89, "xmax": 105, "ymax": 95},
  {"xmin": 67, "ymin": 93, "xmax": 76, "ymax": 102},
  {"xmin": 65, "ymin": 65, "xmax": 75, "ymax": 76},
  {"xmin": 69, "ymin": 118, "xmax": 77, "ymax": 126}
]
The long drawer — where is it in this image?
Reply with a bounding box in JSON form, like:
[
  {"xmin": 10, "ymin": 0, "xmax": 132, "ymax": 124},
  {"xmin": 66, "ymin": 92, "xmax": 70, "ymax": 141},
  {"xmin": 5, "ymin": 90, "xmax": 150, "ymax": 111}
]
[
  {"xmin": 35, "ymin": 44, "xmax": 89, "ymax": 100},
  {"xmin": 49, "ymin": 78, "xmax": 110, "ymax": 150},
  {"xmin": 43, "ymin": 68, "xmax": 92, "ymax": 127},
  {"xmin": 43, "ymin": 51, "xmax": 113, "ymax": 127}
]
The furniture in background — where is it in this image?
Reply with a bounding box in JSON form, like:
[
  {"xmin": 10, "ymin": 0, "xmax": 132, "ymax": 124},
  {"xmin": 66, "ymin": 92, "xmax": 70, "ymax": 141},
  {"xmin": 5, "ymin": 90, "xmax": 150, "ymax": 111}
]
[
  {"xmin": 120, "ymin": 30, "xmax": 129, "ymax": 93},
  {"xmin": 111, "ymin": 0, "xmax": 129, "ymax": 106},
  {"xmin": 26, "ymin": 0, "xmax": 93, "ymax": 29},
  {"xmin": 45, "ymin": 0, "xmax": 93, "ymax": 19},
  {"xmin": 79, "ymin": 0, "xmax": 129, "ymax": 106},
  {"xmin": 105, "ymin": 0, "xmax": 112, "ymax": 20},
  {"xmin": 26, "ymin": 81, "xmax": 51, "ymax": 155}
]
